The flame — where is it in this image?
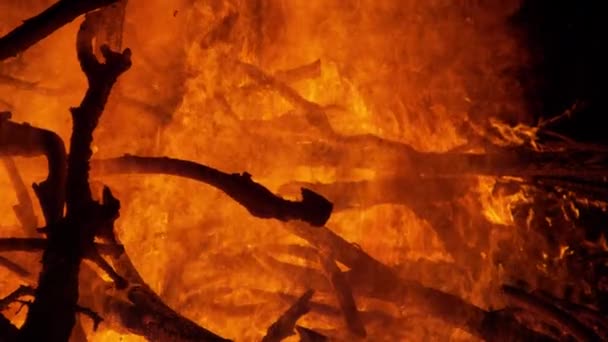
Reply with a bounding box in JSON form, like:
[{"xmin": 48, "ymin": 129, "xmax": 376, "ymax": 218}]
[{"xmin": 1, "ymin": 0, "xmax": 579, "ymax": 340}]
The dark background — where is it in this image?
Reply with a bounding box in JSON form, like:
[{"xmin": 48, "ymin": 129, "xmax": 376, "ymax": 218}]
[{"xmin": 510, "ymin": 0, "xmax": 606, "ymax": 144}]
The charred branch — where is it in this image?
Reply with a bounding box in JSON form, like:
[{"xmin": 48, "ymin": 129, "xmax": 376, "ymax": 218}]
[
  {"xmin": 91, "ymin": 155, "xmax": 333, "ymax": 226},
  {"xmin": 0, "ymin": 256, "xmax": 31, "ymax": 278},
  {"xmin": 17, "ymin": 14, "xmax": 130, "ymax": 341},
  {"xmin": 261, "ymin": 289, "xmax": 315, "ymax": 342},
  {"xmin": 296, "ymin": 326, "xmax": 328, "ymax": 342},
  {"xmin": 74, "ymin": 305, "xmax": 103, "ymax": 331},
  {"xmin": 101, "ymin": 251, "xmax": 231, "ymax": 341},
  {"xmin": 67, "ymin": 11, "xmax": 131, "ymax": 212},
  {"xmin": 0, "ymin": 116, "xmax": 66, "ymax": 225},
  {"xmin": 238, "ymin": 61, "xmax": 334, "ymax": 135},
  {"xmin": 274, "ymin": 60, "xmax": 322, "ymax": 84},
  {"xmin": 0, "ymin": 285, "xmax": 35, "ymax": 310},
  {"xmin": 0, "ymin": 238, "xmax": 124, "ymax": 256},
  {"xmin": 0, "ymin": 0, "xmax": 121, "ymax": 61},
  {"xmin": 503, "ymin": 285, "xmax": 600, "ymax": 341},
  {"xmin": 2, "ymin": 157, "xmax": 38, "ymax": 234},
  {"xmin": 318, "ymin": 251, "xmax": 366, "ymax": 338}
]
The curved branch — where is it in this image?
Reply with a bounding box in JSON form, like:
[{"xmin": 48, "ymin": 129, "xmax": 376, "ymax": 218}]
[
  {"xmin": 2, "ymin": 157, "xmax": 38, "ymax": 234},
  {"xmin": 0, "ymin": 0, "xmax": 120, "ymax": 61},
  {"xmin": 91, "ymin": 155, "xmax": 333, "ymax": 227},
  {"xmin": 0, "ymin": 117, "xmax": 67, "ymax": 224}
]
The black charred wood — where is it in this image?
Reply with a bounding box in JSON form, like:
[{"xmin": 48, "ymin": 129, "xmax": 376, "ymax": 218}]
[
  {"xmin": 92, "ymin": 155, "xmax": 333, "ymax": 226},
  {"xmin": 262, "ymin": 289, "xmax": 314, "ymax": 342}
]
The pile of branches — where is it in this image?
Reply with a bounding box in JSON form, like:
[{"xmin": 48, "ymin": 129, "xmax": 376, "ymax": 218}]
[{"xmin": 1, "ymin": 1, "xmax": 607, "ymax": 341}]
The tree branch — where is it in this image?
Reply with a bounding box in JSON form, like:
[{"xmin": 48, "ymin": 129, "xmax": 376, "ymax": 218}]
[
  {"xmin": 0, "ymin": 256, "xmax": 31, "ymax": 278},
  {"xmin": 0, "ymin": 0, "xmax": 120, "ymax": 61},
  {"xmin": 91, "ymin": 155, "xmax": 333, "ymax": 227},
  {"xmin": 318, "ymin": 251, "xmax": 366, "ymax": 338},
  {"xmin": 0, "ymin": 115, "xmax": 66, "ymax": 225},
  {"xmin": 2, "ymin": 157, "xmax": 38, "ymax": 234},
  {"xmin": 17, "ymin": 14, "xmax": 130, "ymax": 341},
  {"xmin": 0, "ymin": 238, "xmax": 124, "ymax": 256},
  {"xmin": 261, "ymin": 289, "xmax": 314, "ymax": 342}
]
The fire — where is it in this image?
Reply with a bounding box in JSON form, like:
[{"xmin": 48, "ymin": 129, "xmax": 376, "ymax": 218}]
[{"xmin": 2, "ymin": 0, "xmax": 604, "ymax": 341}]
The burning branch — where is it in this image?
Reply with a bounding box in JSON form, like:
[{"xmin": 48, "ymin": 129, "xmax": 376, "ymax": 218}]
[
  {"xmin": 0, "ymin": 0, "xmax": 121, "ymax": 61},
  {"xmin": 0, "ymin": 238, "xmax": 123, "ymax": 257},
  {"xmin": 0, "ymin": 115, "xmax": 66, "ymax": 224},
  {"xmin": 295, "ymin": 325, "xmax": 328, "ymax": 342},
  {"xmin": 16, "ymin": 14, "xmax": 130, "ymax": 341},
  {"xmin": 72, "ymin": 250, "xmax": 232, "ymax": 341},
  {"xmin": 318, "ymin": 250, "xmax": 366, "ymax": 338},
  {"xmin": 261, "ymin": 289, "xmax": 315, "ymax": 342},
  {"xmin": 91, "ymin": 155, "xmax": 333, "ymax": 226},
  {"xmin": 0, "ymin": 256, "xmax": 30, "ymax": 278},
  {"xmin": 2, "ymin": 157, "xmax": 38, "ymax": 234}
]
